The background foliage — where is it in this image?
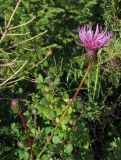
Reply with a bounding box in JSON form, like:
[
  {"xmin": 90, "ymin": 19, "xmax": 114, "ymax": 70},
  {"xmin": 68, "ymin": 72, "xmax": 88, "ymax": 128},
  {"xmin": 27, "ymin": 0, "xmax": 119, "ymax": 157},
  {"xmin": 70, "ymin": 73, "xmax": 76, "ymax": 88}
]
[{"xmin": 0, "ymin": 0, "xmax": 121, "ymax": 160}]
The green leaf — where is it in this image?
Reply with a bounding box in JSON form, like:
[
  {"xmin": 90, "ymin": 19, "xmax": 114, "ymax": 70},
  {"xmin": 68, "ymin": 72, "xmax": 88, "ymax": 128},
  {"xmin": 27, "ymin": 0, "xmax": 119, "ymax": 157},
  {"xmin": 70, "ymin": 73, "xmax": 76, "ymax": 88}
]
[
  {"xmin": 54, "ymin": 77, "xmax": 60, "ymax": 85},
  {"xmin": 11, "ymin": 123, "xmax": 16, "ymax": 129},
  {"xmin": 61, "ymin": 124, "xmax": 66, "ymax": 130},
  {"xmin": 68, "ymin": 107, "xmax": 73, "ymax": 114},
  {"xmin": 41, "ymin": 154, "xmax": 49, "ymax": 160},
  {"xmin": 64, "ymin": 143, "xmax": 73, "ymax": 154},
  {"xmin": 52, "ymin": 135, "xmax": 61, "ymax": 144},
  {"xmin": 35, "ymin": 74, "xmax": 43, "ymax": 83}
]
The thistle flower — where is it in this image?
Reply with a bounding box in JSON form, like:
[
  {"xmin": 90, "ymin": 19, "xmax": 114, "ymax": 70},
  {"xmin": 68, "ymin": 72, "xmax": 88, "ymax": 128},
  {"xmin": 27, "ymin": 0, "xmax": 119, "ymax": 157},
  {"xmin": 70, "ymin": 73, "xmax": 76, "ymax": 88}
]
[
  {"xmin": 78, "ymin": 24, "xmax": 112, "ymax": 61},
  {"xmin": 11, "ymin": 99, "xmax": 19, "ymax": 113}
]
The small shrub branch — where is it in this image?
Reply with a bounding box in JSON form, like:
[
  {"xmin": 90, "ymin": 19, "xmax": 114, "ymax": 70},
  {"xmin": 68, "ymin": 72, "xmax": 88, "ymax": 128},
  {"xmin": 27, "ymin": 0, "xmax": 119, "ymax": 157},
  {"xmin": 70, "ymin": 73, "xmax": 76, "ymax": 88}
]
[{"xmin": 36, "ymin": 62, "xmax": 92, "ymax": 160}]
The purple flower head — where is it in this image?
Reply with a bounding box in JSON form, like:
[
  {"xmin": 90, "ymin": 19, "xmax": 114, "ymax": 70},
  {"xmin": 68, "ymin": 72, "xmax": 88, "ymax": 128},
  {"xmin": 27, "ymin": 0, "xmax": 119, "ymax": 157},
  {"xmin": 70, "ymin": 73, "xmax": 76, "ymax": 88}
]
[
  {"xmin": 78, "ymin": 24, "xmax": 112, "ymax": 61},
  {"xmin": 11, "ymin": 99, "xmax": 19, "ymax": 107}
]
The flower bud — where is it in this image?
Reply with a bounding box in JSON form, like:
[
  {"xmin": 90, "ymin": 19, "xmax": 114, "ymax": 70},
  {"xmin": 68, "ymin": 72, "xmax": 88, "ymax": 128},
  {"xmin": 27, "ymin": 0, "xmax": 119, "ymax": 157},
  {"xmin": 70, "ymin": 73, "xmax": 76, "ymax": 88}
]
[{"xmin": 11, "ymin": 99, "xmax": 19, "ymax": 113}]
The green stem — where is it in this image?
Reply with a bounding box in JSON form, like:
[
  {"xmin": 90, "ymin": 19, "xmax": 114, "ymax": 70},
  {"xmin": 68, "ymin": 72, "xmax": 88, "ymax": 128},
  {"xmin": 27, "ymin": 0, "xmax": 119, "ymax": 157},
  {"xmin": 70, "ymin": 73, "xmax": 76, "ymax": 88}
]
[{"xmin": 36, "ymin": 63, "xmax": 92, "ymax": 160}]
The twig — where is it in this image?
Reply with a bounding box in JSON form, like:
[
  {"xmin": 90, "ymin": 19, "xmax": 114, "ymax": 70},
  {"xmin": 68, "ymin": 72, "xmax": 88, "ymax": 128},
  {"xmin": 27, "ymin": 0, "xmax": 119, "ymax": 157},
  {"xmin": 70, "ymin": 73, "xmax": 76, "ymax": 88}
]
[
  {"xmin": 6, "ymin": 32, "xmax": 30, "ymax": 36},
  {"xmin": 8, "ymin": 16, "xmax": 36, "ymax": 30},
  {"xmin": 0, "ymin": 59, "xmax": 17, "ymax": 66},
  {"xmin": 0, "ymin": 27, "xmax": 3, "ymax": 35},
  {"xmin": 0, "ymin": 48, "xmax": 12, "ymax": 54},
  {"xmin": 0, "ymin": 60, "xmax": 27, "ymax": 87},
  {"xmin": 22, "ymin": 47, "xmax": 34, "ymax": 51},
  {"xmin": 19, "ymin": 111, "xmax": 35, "ymax": 160},
  {"xmin": 8, "ymin": 4, "xmax": 46, "ymax": 31},
  {"xmin": 6, "ymin": 0, "xmax": 21, "ymax": 29},
  {"xmin": 0, "ymin": 0, "xmax": 21, "ymax": 44},
  {"xmin": 5, "ymin": 76, "xmax": 25, "ymax": 85},
  {"xmin": 28, "ymin": 49, "xmax": 52, "ymax": 71},
  {"xmin": 25, "ymin": 77, "xmax": 35, "ymax": 83},
  {"xmin": 36, "ymin": 63, "xmax": 92, "ymax": 160},
  {"xmin": 98, "ymin": 53, "xmax": 119, "ymax": 65},
  {"xmin": 7, "ymin": 30, "xmax": 48, "ymax": 49},
  {"xmin": 4, "ymin": 12, "xmax": 7, "ymax": 29},
  {"xmin": 0, "ymin": 27, "xmax": 7, "ymax": 44}
]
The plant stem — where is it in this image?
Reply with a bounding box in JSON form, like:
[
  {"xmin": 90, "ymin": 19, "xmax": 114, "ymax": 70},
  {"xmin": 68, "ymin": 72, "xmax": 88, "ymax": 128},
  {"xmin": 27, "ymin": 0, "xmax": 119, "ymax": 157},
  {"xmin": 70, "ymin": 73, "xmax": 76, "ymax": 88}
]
[
  {"xmin": 32, "ymin": 111, "xmax": 37, "ymax": 147},
  {"xmin": 0, "ymin": 0, "xmax": 21, "ymax": 44},
  {"xmin": 36, "ymin": 63, "xmax": 92, "ymax": 160},
  {"xmin": 19, "ymin": 111, "xmax": 35, "ymax": 160}
]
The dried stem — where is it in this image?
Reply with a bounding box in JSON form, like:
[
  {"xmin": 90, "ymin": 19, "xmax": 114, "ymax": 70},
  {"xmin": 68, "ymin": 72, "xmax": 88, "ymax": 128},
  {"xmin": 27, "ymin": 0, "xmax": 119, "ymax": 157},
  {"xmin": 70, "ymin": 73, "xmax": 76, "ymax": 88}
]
[
  {"xmin": 19, "ymin": 111, "xmax": 35, "ymax": 160},
  {"xmin": 28, "ymin": 49, "xmax": 52, "ymax": 71},
  {"xmin": 6, "ymin": 0, "xmax": 21, "ymax": 29},
  {"xmin": 0, "ymin": 59, "xmax": 17, "ymax": 67},
  {"xmin": 7, "ymin": 30, "xmax": 47, "ymax": 49},
  {"xmin": 0, "ymin": 60, "xmax": 27, "ymax": 87},
  {"xmin": 36, "ymin": 63, "xmax": 92, "ymax": 160},
  {"xmin": 0, "ymin": 0, "xmax": 21, "ymax": 44},
  {"xmin": 5, "ymin": 76, "xmax": 25, "ymax": 85},
  {"xmin": 8, "ymin": 16, "xmax": 36, "ymax": 30},
  {"xmin": 6, "ymin": 32, "xmax": 30, "ymax": 36}
]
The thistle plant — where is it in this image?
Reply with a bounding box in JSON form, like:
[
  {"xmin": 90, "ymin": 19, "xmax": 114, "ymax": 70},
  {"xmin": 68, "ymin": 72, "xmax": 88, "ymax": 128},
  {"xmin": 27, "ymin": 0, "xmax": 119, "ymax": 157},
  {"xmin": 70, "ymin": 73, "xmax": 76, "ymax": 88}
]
[
  {"xmin": 78, "ymin": 24, "xmax": 112, "ymax": 61},
  {"xmin": 11, "ymin": 99, "xmax": 19, "ymax": 107},
  {"xmin": 11, "ymin": 99, "xmax": 34, "ymax": 160},
  {"xmin": 36, "ymin": 24, "xmax": 112, "ymax": 159}
]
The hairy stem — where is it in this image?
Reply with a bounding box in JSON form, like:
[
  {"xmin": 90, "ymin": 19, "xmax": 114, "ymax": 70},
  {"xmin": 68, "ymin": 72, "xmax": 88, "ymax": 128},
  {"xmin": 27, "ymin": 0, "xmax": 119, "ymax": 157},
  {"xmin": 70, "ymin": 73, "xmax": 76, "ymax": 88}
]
[
  {"xmin": 36, "ymin": 63, "xmax": 92, "ymax": 160},
  {"xmin": 19, "ymin": 111, "xmax": 35, "ymax": 160},
  {"xmin": 32, "ymin": 112, "xmax": 37, "ymax": 147}
]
